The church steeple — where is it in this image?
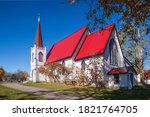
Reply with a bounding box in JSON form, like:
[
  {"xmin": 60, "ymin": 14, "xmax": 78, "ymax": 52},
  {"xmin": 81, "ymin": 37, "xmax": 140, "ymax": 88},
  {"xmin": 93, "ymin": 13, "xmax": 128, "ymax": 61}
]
[
  {"xmin": 30, "ymin": 16, "xmax": 46, "ymax": 82},
  {"xmin": 35, "ymin": 16, "xmax": 43, "ymax": 48}
]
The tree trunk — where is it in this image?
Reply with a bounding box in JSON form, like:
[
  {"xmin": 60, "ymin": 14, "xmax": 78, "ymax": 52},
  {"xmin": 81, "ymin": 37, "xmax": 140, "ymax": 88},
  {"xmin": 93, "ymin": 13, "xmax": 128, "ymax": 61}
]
[{"xmin": 136, "ymin": 26, "xmax": 144, "ymax": 82}]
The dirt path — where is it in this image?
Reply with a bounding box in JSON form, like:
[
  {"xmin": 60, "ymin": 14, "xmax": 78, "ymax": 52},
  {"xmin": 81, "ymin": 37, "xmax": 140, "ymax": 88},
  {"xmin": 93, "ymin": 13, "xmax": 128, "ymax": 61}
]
[{"xmin": 1, "ymin": 83, "xmax": 94, "ymax": 100}]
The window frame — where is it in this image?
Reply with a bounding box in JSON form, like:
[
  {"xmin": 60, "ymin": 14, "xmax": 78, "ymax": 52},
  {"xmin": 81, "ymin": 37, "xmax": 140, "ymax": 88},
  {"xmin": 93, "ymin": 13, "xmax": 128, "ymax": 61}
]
[
  {"xmin": 114, "ymin": 74, "xmax": 119, "ymax": 84},
  {"xmin": 81, "ymin": 60, "xmax": 86, "ymax": 70},
  {"xmin": 109, "ymin": 39, "xmax": 118, "ymax": 65},
  {"xmin": 38, "ymin": 52, "xmax": 43, "ymax": 62},
  {"xmin": 62, "ymin": 60, "xmax": 65, "ymax": 66}
]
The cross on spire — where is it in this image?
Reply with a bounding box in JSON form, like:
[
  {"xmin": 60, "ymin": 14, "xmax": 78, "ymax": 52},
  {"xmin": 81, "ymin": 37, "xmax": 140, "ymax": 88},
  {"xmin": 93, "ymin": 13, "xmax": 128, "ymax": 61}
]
[{"xmin": 38, "ymin": 14, "xmax": 40, "ymax": 22}]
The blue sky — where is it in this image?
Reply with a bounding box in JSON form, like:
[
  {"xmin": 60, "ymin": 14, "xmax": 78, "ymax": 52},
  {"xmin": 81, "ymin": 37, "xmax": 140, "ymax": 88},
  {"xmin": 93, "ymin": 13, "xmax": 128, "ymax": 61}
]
[
  {"xmin": 0, "ymin": 0, "xmax": 149, "ymax": 73},
  {"xmin": 0, "ymin": 0, "xmax": 89, "ymax": 73}
]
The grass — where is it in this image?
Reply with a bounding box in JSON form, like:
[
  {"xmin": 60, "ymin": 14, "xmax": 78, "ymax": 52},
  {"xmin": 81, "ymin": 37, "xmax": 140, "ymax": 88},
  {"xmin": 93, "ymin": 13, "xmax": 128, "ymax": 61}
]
[
  {"xmin": 23, "ymin": 82, "xmax": 85, "ymax": 91},
  {"xmin": 23, "ymin": 82, "xmax": 150, "ymax": 100},
  {"xmin": 0, "ymin": 82, "xmax": 45, "ymax": 100}
]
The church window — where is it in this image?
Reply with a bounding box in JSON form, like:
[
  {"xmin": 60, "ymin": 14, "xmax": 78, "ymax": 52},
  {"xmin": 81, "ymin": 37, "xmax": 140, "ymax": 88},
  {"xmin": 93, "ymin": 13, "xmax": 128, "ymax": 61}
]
[
  {"xmin": 81, "ymin": 60, "xmax": 85, "ymax": 70},
  {"xmin": 109, "ymin": 39, "xmax": 118, "ymax": 65},
  {"xmin": 39, "ymin": 52, "xmax": 43, "ymax": 62}
]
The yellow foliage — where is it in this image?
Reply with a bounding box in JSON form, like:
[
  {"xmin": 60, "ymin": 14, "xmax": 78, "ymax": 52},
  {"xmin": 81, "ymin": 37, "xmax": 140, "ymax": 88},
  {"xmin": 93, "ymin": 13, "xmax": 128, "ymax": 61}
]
[
  {"xmin": 0, "ymin": 68, "xmax": 5, "ymax": 77},
  {"xmin": 0, "ymin": 68, "xmax": 5, "ymax": 81}
]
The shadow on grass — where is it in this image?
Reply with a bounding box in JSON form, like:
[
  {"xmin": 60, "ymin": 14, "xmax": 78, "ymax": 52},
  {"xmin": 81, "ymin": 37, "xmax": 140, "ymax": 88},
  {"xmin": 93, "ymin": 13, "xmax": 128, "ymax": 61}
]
[
  {"xmin": 62, "ymin": 85, "xmax": 150, "ymax": 100},
  {"xmin": 0, "ymin": 92, "xmax": 44, "ymax": 100},
  {"xmin": 4, "ymin": 82, "xmax": 150, "ymax": 100},
  {"xmin": 22, "ymin": 83, "xmax": 150, "ymax": 100},
  {"xmin": 0, "ymin": 85, "xmax": 44, "ymax": 100},
  {"xmin": 27, "ymin": 90, "xmax": 92, "ymax": 100}
]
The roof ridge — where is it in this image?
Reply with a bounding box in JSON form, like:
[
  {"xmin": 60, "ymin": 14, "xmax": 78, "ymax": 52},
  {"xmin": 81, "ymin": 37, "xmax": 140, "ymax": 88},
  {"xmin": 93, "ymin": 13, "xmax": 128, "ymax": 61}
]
[
  {"xmin": 75, "ymin": 23, "xmax": 115, "ymax": 60},
  {"xmin": 88, "ymin": 23, "xmax": 115, "ymax": 36},
  {"xmin": 46, "ymin": 25, "xmax": 88, "ymax": 63},
  {"xmin": 53, "ymin": 25, "xmax": 88, "ymax": 45}
]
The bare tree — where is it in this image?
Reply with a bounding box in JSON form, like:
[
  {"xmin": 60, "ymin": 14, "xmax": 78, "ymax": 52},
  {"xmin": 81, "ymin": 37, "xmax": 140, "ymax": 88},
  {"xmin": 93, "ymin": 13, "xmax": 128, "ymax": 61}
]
[
  {"xmin": 38, "ymin": 62, "xmax": 71, "ymax": 82},
  {"xmin": 86, "ymin": 55, "xmax": 104, "ymax": 88}
]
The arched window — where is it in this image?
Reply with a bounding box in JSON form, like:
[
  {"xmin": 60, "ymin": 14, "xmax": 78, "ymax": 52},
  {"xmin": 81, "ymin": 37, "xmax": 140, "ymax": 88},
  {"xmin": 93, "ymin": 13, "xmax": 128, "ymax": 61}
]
[
  {"xmin": 39, "ymin": 52, "xmax": 43, "ymax": 62},
  {"xmin": 81, "ymin": 60, "xmax": 85, "ymax": 70},
  {"xmin": 32, "ymin": 53, "xmax": 34, "ymax": 62},
  {"xmin": 109, "ymin": 39, "xmax": 118, "ymax": 65}
]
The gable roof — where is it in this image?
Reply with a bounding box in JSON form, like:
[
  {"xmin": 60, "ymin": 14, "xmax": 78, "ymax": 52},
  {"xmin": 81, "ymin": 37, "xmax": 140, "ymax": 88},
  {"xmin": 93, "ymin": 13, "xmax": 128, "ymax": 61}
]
[
  {"xmin": 75, "ymin": 24, "xmax": 114, "ymax": 60},
  {"xmin": 46, "ymin": 25, "xmax": 88, "ymax": 63}
]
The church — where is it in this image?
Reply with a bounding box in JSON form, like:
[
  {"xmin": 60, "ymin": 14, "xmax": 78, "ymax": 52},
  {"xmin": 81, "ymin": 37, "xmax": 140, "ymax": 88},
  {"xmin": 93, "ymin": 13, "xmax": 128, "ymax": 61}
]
[{"xmin": 30, "ymin": 17, "xmax": 139, "ymax": 89}]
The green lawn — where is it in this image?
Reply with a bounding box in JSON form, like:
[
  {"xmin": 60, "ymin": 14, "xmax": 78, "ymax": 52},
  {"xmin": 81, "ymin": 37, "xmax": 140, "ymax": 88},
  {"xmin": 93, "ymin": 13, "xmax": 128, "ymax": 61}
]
[
  {"xmin": 0, "ymin": 83, "xmax": 45, "ymax": 100},
  {"xmin": 23, "ymin": 82, "xmax": 150, "ymax": 100}
]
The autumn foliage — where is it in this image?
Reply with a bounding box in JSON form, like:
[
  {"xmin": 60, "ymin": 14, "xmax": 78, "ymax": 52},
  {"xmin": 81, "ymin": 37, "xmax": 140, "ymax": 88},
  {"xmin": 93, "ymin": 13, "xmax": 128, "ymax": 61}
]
[
  {"xmin": 38, "ymin": 56, "xmax": 105, "ymax": 87},
  {"xmin": 0, "ymin": 67, "xmax": 5, "ymax": 81},
  {"xmin": 38, "ymin": 62, "xmax": 71, "ymax": 82}
]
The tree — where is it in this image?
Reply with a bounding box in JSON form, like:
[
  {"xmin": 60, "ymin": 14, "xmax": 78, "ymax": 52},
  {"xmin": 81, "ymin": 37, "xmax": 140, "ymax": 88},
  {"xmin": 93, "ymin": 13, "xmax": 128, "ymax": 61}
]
[
  {"xmin": 86, "ymin": 55, "xmax": 105, "ymax": 88},
  {"xmin": 0, "ymin": 67, "xmax": 5, "ymax": 81},
  {"xmin": 10, "ymin": 70, "xmax": 28, "ymax": 82},
  {"xmin": 68, "ymin": 55, "xmax": 105, "ymax": 87},
  {"xmin": 69, "ymin": 0, "xmax": 150, "ymax": 80},
  {"xmin": 10, "ymin": 74, "xmax": 17, "ymax": 82},
  {"xmin": 38, "ymin": 59, "xmax": 105, "ymax": 88},
  {"xmin": 70, "ymin": 63, "xmax": 90, "ymax": 86},
  {"xmin": 16, "ymin": 70, "xmax": 28, "ymax": 81},
  {"xmin": 3, "ymin": 72, "xmax": 12, "ymax": 81},
  {"xmin": 38, "ymin": 62, "xmax": 71, "ymax": 82}
]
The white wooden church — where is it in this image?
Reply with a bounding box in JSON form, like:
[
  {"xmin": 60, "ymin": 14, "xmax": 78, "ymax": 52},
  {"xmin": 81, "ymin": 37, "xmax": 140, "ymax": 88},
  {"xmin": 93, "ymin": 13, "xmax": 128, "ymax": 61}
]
[{"xmin": 30, "ymin": 17, "xmax": 139, "ymax": 89}]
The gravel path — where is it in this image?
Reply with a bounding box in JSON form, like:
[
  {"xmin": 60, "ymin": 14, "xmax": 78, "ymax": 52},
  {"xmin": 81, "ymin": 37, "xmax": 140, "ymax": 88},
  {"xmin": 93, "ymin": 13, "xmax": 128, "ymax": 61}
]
[{"xmin": 1, "ymin": 83, "xmax": 94, "ymax": 100}]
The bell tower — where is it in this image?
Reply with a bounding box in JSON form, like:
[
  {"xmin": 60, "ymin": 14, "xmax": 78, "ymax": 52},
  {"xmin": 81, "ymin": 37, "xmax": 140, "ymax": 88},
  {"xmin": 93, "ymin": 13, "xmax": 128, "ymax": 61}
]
[{"xmin": 30, "ymin": 16, "xmax": 46, "ymax": 82}]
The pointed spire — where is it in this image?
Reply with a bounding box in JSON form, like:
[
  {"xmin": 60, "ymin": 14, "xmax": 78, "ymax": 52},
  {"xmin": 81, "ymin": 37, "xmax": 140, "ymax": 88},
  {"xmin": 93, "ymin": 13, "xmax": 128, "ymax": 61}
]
[
  {"xmin": 38, "ymin": 15, "xmax": 40, "ymax": 22},
  {"xmin": 35, "ymin": 15, "xmax": 43, "ymax": 48}
]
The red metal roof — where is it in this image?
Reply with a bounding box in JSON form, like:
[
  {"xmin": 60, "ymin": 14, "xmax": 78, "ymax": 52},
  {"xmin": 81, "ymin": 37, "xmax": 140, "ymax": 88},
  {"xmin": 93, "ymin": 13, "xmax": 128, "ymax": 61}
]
[
  {"xmin": 75, "ymin": 24, "xmax": 114, "ymax": 60},
  {"xmin": 46, "ymin": 26, "xmax": 88, "ymax": 63},
  {"xmin": 108, "ymin": 67, "xmax": 131, "ymax": 75},
  {"xmin": 35, "ymin": 21, "xmax": 43, "ymax": 48},
  {"xmin": 144, "ymin": 70, "xmax": 150, "ymax": 79}
]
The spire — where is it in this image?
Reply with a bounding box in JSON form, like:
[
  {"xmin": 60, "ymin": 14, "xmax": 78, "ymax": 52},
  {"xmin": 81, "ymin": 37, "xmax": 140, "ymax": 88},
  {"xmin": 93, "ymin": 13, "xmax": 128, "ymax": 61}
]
[
  {"xmin": 35, "ymin": 15, "xmax": 43, "ymax": 48},
  {"xmin": 38, "ymin": 15, "xmax": 40, "ymax": 22}
]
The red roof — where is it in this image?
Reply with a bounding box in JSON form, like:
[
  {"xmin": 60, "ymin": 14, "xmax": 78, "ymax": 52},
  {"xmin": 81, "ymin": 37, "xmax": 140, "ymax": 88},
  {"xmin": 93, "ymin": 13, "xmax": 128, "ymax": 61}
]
[
  {"xmin": 46, "ymin": 26, "xmax": 88, "ymax": 63},
  {"xmin": 75, "ymin": 24, "xmax": 114, "ymax": 60},
  {"xmin": 35, "ymin": 20, "xmax": 43, "ymax": 48},
  {"xmin": 144, "ymin": 70, "xmax": 150, "ymax": 79},
  {"xmin": 108, "ymin": 67, "xmax": 131, "ymax": 75}
]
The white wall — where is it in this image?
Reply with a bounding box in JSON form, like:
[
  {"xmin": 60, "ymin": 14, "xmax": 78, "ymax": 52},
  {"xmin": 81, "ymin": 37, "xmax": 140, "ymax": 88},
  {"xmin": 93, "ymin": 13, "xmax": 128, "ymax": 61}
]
[
  {"xmin": 30, "ymin": 45, "xmax": 46, "ymax": 82},
  {"xmin": 119, "ymin": 74, "xmax": 128, "ymax": 87},
  {"xmin": 103, "ymin": 28, "xmax": 125, "ymax": 70},
  {"xmin": 108, "ymin": 75, "xmax": 114, "ymax": 88},
  {"xmin": 144, "ymin": 79, "xmax": 150, "ymax": 84},
  {"xmin": 57, "ymin": 56, "xmax": 104, "ymax": 81},
  {"xmin": 108, "ymin": 74, "xmax": 128, "ymax": 89}
]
